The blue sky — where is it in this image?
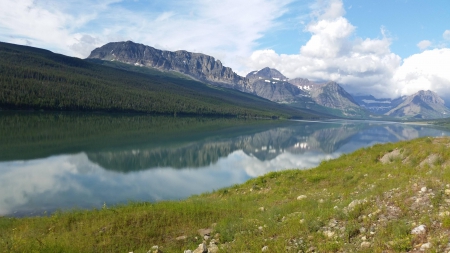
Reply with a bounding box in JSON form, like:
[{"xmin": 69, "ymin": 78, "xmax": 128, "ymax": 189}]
[{"xmin": 1, "ymin": 0, "xmax": 450, "ymax": 100}]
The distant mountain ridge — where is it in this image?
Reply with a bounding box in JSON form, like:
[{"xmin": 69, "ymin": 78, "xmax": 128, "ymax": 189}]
[
  {"xmin": 87, "ymin": 41, "xmax": 450, "ymax": 120},
  {"xmin": 88, "ymin": 41, "xmax": 254, "ymax": 93},
  {"xmin": 352, "ymin": 95, "xmax": 405, "ymax": 114},
  {"xmin": 245, "ymin": 68, "xmax": 367, "ymax": 118},
  {"xmin": 385, "ymin": 90, "xmax": 450, "ymax": 119}
]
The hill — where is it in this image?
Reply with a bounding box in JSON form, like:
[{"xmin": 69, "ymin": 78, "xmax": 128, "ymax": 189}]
[
  {"xmin": 2, "ymin": 137, "xmax": 450, "ymax": 252},
  {"xmin": 0, "ymin": 42, "xmax": 315, "ymax": 119}
]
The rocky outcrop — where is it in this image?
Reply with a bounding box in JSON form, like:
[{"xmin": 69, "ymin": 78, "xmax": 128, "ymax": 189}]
[
  {"xmin": 88, "ymin": 41, "xmax": 253, "ymax": 93},
  {"xmin": 385, "ymin": 90, "xmax": 450, "ymax": 119}
]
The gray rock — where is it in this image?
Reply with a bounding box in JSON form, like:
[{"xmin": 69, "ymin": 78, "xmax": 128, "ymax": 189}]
[
  {"xmin": 360, "ymin": 242, "xmax": 371, "ymax": 248},
  {"xmin": 411, "ymin": 225, "xmax": 426, "ymax": 235},
  {"xmin": 420, "ymin": 242, "xmax": 431, "ymax": 251},
  {"xmin": 193, "ymin": 242, "xmax": 208, "ymax": 253}
]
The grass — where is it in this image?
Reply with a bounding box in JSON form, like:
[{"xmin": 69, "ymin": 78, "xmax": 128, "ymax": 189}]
[{"xmin": 1, "ymin": 137, "xmax": 450, "ymax": 252}]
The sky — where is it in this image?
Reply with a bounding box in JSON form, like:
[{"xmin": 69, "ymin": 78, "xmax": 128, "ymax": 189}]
[{"xmin": 1, "ymin": 0, "xmax": 450, "ymax": 101}]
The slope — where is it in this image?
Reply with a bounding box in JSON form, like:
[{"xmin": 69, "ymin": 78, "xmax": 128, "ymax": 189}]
[
  {"xmin": 2, "ymin": 137, "xmax": 450, "ymax": 252},
  {"xmin": 0, "ymin": 42, "xmax": 315, "ymax": 119}
]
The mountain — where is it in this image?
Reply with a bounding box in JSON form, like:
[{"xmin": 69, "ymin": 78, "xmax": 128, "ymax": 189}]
[
  {"xmin": 289, "ymin": 79, "xmax": 369, "ymax": 118},
  {"xmin": 353, "ymin": 95, "xmax": 405, "ymax": 114},
  {"xmin": 0, "ymin": 41, "xmax": 316, "ymax": 119},
  {"xmin": 245, "ymin": 67, "xmax": 308, "ymax": 103},
  {"xmin": 385, "ymin": 90, "xmax": 450, "ymax": 119},
  {"xmin": 87, "ymin": 42, "xmax": 368, "ymax": 118},
  {"xmin": 88, "ymin": 41, "xmax": 253, "ymax": 93}
]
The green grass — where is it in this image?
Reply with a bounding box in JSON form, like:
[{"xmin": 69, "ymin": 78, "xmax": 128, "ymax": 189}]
[{"xmin": 1, "ymin": 137, "xmax": 450, "ymax": 252}]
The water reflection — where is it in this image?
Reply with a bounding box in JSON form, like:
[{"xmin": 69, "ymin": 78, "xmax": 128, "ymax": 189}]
[{"xmin": 0, "ymin": 113, "xmax": 448, "ymax": 216}]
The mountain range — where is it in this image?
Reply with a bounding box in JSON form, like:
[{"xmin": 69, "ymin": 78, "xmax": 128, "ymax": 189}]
[
  {"xmin": 2, "ymin": 40, "xmax": 450, "ymax": 120},
  {"xmin": 88, "ymin": 41, "xmax": 450, "ymax": 120}
]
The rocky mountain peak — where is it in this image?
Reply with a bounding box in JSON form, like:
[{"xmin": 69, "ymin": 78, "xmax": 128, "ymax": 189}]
[
  {"xmin": 309, "ymin": 81, "xmax": 361, "ymax": 112},
  {"xmin": 385, "ymin": 90, "xmax": 450, "ymax": 119},
  {"xmin": 414, "ymin": 90, "xmax": 445, "ymax": 105},
  {"xmin": 246, "ymin": 67, "xmax": 288, "ymax": 82},
  {"xmin": 87, "ymin": 41, "xmax": 253, "ymax": 93}
]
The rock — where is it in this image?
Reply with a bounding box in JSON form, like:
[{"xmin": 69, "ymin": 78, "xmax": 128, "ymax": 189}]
[
  {"xmin": 360, "ymin": 242, "xmax": 371, "ymax": 248},
  {"xmin": 184, "ymin": 250, "xmax": 192, "ymax": 253},
  {"xmin": 421, "ymin": 187, "xmax": 427, "ymax": 193},
  {"xmin": 445, "ymin": 189, "xmax": 450, "ymax": 195},
  {"xmin": 176, "ymin": 235, "xmax": 188, "ymax": 240},
  {"xmin": 297, "ymin": 195, "xmax": 307, "ymax": 200},
  {"xmin": 259, "ymin": 207, "xmax": 265, "ymax": 211},
  {"xmin": 411, "ymin": 225, "xmax": 426, "ymax": 235},
  {"xmin": 307, "ymin": 246, "xmax": 316, "ymax": 252},
  {"xmin": 193, "ymin": 242, "xmax": 208, "ymax": 253},
  {"xmin": 208, "ymin": 244, "xmax": 219, "ymax": 253},
  {"xmin": 323, "ymin": 231, "xmax": 335, "ymax": 238},
  {"xmin": 347, "ymin": 199, "xmax": 366, "ymax": 211},
  {"xmin": 420, "ymin": 242, "xmax": 431, "ymax": 251},
  {"xmin": 262, "ymin": 246, "xmax": 269, "ymax": 252},
  {"xmin": 149, "ymin": 245, "xmax": 163, "ymax": 253}
]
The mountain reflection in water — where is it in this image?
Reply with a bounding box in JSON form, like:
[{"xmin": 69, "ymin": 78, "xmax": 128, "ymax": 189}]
[{"xmin": 0, "ymin": 113, "xmax": 448, "ymax": 216}]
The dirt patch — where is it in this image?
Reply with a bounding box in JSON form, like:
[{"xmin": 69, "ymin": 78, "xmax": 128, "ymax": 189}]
[
  {"xmin": 419, "ymin": 154, "xmax": 440, "ymax": 168},
  {"xmin": 380, "ymin": 149, "xmax": 402, "ymax": 164}
]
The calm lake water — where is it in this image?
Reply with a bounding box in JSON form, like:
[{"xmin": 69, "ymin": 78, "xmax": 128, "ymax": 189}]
[{"xmin": 1, "ymin": 112, "xmax": 449, "ymax": 217}]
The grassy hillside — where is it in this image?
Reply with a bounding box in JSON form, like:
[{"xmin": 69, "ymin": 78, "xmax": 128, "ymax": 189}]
[
  {"xmin": 0, "ymin": 42, "xmax": 315, "ymax": 119},
  {"xmin": 2, "ymin": 137, "xmax": 450, "ymax": 252}
]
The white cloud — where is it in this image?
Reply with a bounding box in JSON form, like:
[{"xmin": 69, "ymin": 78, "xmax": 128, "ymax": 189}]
[
  {"xmin": 246, "ymin": 0, "xmax": 401, "ymax": 98},
  {"xmin": 444, "ymin": 30, "xmax": 450, "ymax": 41},
  {"xmin": 0, "ymin": 0, "xmax": 294, "ymax": 67},
  {"xmin": 417, "ymin": 40, "xmax": 432, "ymax": 50},
  {"xmin": 246, "ymin": 0, "xmax": 450, "ymax": 100},
  {"xmin": 392, "ymin": 48, "xmax": 450, "ymax": 99}
]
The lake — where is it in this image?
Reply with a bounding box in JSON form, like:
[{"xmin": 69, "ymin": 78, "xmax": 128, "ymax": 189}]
[{"xmin": 1, "ymin": 112, "xmax": 449, "ymax": 217}]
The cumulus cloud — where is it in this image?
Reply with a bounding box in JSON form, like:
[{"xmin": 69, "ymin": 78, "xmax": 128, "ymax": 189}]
[
  {"xmin": 417, "ymin": 40, "xmax": 432, "ymax": 51},
  {"xmin": 246, "ymin": 0, "xmax": 450, "ymax": 100},
  {"xmin": 444, "ymin": 30, "xmax": 450, "ymax": 41},
  {"xmin": 246, "ymin": 0, "xmax": 401, "ymax": 98},
  {"xmin": 0, "ymin": 0, "xmax": 293, "ymax": 66},
  {"xmin": 392, "ymin": 48, "xmax": 450, "ymax": 99}
]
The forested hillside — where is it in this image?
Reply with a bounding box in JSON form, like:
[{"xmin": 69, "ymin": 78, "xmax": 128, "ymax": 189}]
[{"xmin": 0, "ymin": 42, "xmax": 313, "ymax": 118}]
